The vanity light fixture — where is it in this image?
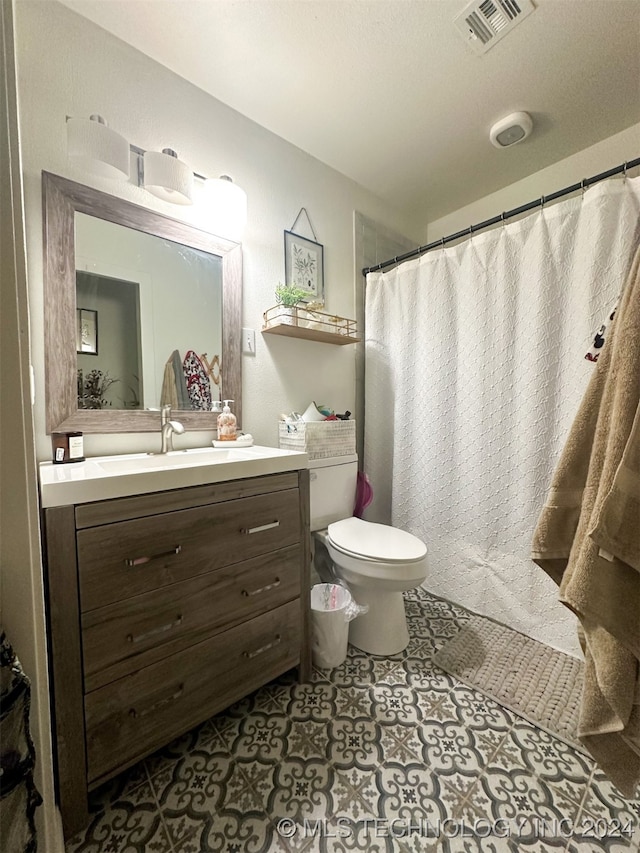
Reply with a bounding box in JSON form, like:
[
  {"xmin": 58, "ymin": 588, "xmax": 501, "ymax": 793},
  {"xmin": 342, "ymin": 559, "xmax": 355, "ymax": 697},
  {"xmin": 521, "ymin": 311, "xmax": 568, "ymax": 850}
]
[
  {"xmin": 142, "ymin": 148, "xmax": 194, "ymax": 205},
  {"xmin": 203, "ymin": 175, "xmax": 248, "ymax": 239},
  {"xmin": 65, "ymin": 115, "xmax": 246, "ymax": 222},
  {"xmin": 66, "ymin": 114, "xmax": 130, "ymax": 180}
]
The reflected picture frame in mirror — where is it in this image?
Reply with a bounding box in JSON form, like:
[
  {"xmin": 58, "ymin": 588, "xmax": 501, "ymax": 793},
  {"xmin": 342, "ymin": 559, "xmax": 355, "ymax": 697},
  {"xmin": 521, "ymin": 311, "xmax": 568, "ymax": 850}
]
[
  {"xmin": 42, "ymin": 172, "xmax": 242, "ymax": 434},
  {"xmin": 76, "ymin": 308, "xmax": 98, "ymax": 355}
]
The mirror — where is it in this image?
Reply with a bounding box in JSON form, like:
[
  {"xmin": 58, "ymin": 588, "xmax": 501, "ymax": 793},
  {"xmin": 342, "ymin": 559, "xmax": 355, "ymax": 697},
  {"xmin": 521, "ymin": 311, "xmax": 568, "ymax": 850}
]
[{"xmin": 43, "ymin": 172, "xmax": 242, "ymax": 434}]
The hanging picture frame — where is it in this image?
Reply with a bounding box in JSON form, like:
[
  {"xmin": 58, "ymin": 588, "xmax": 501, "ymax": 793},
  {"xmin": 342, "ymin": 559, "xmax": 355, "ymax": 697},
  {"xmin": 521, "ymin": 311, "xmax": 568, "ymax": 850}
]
[{"xmin": 284, "ymin": 230, "xmax": 324, "ymax": 304}]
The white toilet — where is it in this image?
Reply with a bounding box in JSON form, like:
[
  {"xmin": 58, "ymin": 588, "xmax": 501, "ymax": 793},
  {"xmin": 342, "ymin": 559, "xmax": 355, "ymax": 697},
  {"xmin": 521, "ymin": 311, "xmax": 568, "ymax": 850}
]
[{"xmin": 309, "ymin": 454, "xmax": 427, "ymax": 656}]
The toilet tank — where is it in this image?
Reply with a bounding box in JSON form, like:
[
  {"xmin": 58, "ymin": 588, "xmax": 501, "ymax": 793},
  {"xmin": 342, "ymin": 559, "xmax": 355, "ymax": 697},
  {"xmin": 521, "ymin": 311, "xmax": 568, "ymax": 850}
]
[{"xmin": 309, "ymin": 454, "xmax": 358, "ymax": 531}]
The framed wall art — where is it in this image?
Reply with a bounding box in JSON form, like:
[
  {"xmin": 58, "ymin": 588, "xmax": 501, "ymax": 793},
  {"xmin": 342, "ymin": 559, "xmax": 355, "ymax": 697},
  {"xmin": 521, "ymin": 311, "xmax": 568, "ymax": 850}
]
[{"xmin": 284, "ymin": 230, "xmax": 324, "ymax": 303}]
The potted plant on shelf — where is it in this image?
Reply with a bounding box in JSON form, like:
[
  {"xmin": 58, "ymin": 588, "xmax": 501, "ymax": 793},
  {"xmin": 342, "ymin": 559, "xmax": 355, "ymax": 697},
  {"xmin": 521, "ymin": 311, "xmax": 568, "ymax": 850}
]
[{"xmin": 274, "ymin": 282, "xmax": 309, "ymax": 325}]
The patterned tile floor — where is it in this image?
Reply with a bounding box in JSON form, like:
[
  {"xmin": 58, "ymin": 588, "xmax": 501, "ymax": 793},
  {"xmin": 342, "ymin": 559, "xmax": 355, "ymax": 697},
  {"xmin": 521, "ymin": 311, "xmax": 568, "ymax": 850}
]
[{"xmin": 67, "ymin": 588, "xmax": 640, "ymax": 853}]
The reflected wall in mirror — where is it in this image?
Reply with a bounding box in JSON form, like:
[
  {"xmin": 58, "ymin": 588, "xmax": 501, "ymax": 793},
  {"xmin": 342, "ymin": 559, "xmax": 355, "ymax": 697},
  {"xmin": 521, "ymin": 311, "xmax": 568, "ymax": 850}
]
[
  {"xmin": 76, "ymin": 273, "xmax": 141, "ymax": 408},
  {"xmin": 43, "ymin": 172, "xmax": 242, "ymax": 434},
  {"xmin": 75, "ymin": 213, "xmax": 223, "ymax": 412}
]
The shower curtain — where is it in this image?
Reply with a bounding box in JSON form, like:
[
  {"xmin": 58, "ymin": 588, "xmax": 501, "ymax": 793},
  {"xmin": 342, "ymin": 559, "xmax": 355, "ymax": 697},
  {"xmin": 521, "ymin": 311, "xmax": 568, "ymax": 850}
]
[{"xmin": 364, "ymin": 177, "xmax": 640, "ymax": 656}]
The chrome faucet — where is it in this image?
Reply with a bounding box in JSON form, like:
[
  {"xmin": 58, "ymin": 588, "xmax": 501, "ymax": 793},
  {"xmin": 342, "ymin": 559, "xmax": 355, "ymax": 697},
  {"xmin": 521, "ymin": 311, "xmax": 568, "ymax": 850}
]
[{"xmin": 160, "ymin": 404, "xmax": 185, "ymax": 453}]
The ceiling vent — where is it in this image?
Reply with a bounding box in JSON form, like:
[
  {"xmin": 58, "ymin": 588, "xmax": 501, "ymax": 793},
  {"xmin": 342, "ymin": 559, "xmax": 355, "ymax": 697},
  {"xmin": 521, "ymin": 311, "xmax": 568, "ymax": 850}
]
[{"xmin": 454, "ymin": 0, "xmax": 536, "ymax": 55}]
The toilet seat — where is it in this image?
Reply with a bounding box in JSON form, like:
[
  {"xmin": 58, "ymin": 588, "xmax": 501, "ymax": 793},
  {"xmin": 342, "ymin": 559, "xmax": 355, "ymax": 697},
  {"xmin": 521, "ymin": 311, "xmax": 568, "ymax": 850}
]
[{"xmin": 327, "ymin": 517, "xmax": 427, "ymax": 564}]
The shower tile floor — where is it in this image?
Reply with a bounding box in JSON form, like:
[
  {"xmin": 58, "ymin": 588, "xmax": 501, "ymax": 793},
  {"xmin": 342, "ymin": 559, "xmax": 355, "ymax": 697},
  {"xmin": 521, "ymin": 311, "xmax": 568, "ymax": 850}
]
[{"xmin": 67, "ymin": 588, "xmax": 640, "ymax": 853}]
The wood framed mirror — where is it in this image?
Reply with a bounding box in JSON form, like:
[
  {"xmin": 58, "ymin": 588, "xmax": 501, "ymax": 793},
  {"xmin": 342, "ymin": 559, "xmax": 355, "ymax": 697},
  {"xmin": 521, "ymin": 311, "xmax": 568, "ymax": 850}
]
[{"xmin": 43, "ymin": 172, "xmax": 242, "ymax": 434}]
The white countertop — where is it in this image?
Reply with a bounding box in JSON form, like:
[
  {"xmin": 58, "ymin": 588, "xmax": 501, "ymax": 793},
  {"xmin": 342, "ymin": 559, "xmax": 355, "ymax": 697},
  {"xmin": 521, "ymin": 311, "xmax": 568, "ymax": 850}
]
[{"xmin": 39, "ymin": 445, "xmax": 309, "ymax": 508}]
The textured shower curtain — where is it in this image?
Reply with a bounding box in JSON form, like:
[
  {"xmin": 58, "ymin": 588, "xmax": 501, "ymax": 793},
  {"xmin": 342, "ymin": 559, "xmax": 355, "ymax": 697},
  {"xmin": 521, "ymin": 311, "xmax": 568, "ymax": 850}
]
[{"xmin": 365, "ymin": 177, "xmax": 640, "ymax": 656}]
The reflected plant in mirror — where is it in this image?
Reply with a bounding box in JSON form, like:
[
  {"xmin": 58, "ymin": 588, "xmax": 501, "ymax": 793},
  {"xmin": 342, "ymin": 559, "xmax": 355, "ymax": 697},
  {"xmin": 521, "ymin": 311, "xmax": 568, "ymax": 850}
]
[
  {"xmin": 43, "ymin": 172, "xmax": 243, "ymax": 434},
  {"xmin": 77, "ymin": 368, "xmax": 118, "ymax": 409}
]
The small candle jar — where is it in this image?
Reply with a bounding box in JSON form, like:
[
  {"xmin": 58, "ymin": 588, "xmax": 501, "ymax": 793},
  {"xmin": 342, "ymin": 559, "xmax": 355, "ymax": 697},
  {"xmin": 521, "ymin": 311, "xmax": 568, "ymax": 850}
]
[{"xmin": 51, "ymin": 431, "xmax": 85, "ymax": 464}]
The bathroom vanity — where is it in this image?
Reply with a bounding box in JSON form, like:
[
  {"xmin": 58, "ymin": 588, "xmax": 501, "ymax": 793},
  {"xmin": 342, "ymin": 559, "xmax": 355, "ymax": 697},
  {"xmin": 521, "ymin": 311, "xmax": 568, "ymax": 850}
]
[
  {"xmin": 39, "ymin": 447, "xmax": 310, "ymax": 838},
  {"xmin": 37, "ymin": 173, "xmax": 311, "ymax": 837}
]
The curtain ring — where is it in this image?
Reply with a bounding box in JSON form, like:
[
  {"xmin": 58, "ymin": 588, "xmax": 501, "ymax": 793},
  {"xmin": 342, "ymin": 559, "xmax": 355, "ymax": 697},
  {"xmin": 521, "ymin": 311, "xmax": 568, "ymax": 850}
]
[
  {"xmin": 468, "ymin": 225, "xmax": 474, "ymax": 237},
  {"xmin": 540, "ymin": 195, "xmax": 546, "ymax": 209},
  {"xmin": 581, "ymin": 178, "xmax": 587, "ymax": 197},
  {"xmin": 440, "ymin": 236, "xmax": 445, "ymax": 250},
  {"xmin": 623, "ymin": 161, "xmax": 628, "ymax": 181},
  {"xmin": 501, "ymin": 211, "xmax": 506, "ymax": 227}
]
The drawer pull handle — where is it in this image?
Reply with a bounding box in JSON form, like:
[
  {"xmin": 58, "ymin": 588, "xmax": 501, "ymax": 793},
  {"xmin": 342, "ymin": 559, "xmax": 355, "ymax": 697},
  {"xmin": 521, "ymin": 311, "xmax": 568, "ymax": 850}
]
[
  {"xmin": 129, "ymin": 684, "xmax": 184, "ymax": 719},
  {"xmin": 243, "ymin": 634, "xmax": 282, "ymax": 659},
  {"xmin": 125, "ymin": 545, "xmax": 182, "ymax": 567},
  {"xmin": 127, "ymin": 615, "xmax": 183, "ymax": 644},
  {"xmin": 240, "ymin": 521, "xmax": 280, "ymax": 535},
  {"xmin": 242, "ymin": 578, "xmax": 281, "ymax": 597}
]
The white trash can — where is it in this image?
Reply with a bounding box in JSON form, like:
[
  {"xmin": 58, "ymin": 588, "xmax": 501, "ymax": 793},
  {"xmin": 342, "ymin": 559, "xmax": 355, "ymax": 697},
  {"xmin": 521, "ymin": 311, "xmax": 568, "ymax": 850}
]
[{"xmin": 310, "ymin": 583, "xmax": 352, "ymax": 669}]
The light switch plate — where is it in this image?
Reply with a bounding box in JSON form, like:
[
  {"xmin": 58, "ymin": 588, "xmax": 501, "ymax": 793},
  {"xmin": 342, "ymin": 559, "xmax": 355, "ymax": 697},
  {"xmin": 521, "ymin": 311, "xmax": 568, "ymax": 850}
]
[{"xmin": 242, "ymin": 328, "xmax": 256, "ymax": 355}]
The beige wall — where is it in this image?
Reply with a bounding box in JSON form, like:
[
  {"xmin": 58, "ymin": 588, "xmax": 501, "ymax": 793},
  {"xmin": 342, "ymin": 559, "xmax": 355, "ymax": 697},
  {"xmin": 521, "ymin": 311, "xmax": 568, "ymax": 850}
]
[
  {"xmin": 15, "ymin": 0, "xmax": 420, "ymax": 464},
  {"xmin": 426, "ymin": 123, "xmax": 640, "ymax": 243}
]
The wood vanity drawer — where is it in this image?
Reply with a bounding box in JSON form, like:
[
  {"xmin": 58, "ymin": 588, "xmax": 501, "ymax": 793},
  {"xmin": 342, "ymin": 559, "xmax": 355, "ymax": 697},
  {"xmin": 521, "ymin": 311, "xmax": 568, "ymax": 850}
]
[
  {"xmin": 82, "ymin": 546, "xmax": 300, "ymax": 691},
  {"xmin": 77, "ymin": 489, "xmax": 301, "ymax": 611},
  {"xmin": 84, "ymin": 599, "xmax": 300, "ymax": 784}
]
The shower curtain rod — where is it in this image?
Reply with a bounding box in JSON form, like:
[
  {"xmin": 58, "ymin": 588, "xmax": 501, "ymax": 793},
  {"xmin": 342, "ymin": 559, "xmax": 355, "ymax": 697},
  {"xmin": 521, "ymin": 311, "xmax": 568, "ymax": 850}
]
[{"xmin": 363, "ymin": 156, "xmax": 640, "ymax": 276}]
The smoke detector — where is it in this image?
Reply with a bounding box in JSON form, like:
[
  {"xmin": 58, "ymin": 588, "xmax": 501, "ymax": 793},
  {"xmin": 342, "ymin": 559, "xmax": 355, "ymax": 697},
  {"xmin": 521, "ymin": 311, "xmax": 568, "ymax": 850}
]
[
  {"xmin": 454, "ymin": 0, "xmax": 536, "ymax": 55},
  {"xmin": 489, "ymin": 111, "xmax": 533, "ymax": 148}
]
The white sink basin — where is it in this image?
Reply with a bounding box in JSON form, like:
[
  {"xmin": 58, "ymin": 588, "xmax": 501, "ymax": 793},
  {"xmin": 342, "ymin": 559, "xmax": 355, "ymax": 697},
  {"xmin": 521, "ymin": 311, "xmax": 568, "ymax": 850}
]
[
  {"xmin": 96, "ymin": 447, "xmax": 256, "ymax": 475},
  {"xmin": 39, "ymin": 445, "xmax": 308, "ymax": 507}
]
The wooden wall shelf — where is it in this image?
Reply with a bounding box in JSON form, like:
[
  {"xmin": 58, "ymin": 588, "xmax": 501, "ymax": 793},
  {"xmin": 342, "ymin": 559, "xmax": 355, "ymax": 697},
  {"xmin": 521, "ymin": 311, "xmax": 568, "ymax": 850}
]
[
  {"xmin": 262, "ymin": 305, "xmax": 360, "ymax": 346},
  {"xmin": 262, "ymin": 324, "xmax": 360, "ymax": 346}
]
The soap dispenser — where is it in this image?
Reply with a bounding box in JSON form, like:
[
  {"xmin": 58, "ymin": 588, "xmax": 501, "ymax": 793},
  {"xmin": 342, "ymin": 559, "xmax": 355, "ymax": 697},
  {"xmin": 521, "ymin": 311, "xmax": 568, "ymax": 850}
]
[{"xmin": 217, "ymin": 400, "xmax": 237, "ymax": 441}]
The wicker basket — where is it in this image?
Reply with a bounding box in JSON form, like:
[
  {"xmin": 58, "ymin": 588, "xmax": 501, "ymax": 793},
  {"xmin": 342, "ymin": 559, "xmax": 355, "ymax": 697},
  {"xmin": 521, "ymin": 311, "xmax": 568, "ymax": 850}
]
[{"xmin": 278, "ymin": 420, "xmax": 356, "ymax": 459}]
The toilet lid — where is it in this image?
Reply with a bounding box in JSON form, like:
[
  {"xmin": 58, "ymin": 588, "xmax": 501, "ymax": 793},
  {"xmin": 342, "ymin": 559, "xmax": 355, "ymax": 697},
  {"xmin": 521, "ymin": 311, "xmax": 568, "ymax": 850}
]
[{"xmin": 327, "ymin": 517, "xmax": 427, "ymax": 562}]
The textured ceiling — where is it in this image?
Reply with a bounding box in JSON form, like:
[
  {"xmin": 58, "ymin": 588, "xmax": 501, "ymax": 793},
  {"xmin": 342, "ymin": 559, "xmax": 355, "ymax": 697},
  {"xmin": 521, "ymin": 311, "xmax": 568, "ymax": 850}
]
[{"xmin": 57, "ymin": 0, "xmax": 640, "ymax": 224}]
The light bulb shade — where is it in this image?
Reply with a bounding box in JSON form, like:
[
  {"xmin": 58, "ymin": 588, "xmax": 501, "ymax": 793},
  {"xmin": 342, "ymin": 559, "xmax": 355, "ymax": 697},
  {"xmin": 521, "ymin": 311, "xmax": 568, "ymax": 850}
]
[
  {"xmin": 143, "ymin": 149, "xmax": 193, "ymax": 205},
  {"xmin": 203, "ymin": 175, "xmax": 247, "ymax": 240},
  {"xmin": 67, "ymin": 115, "xmax": 130, "ymax": 179}
]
